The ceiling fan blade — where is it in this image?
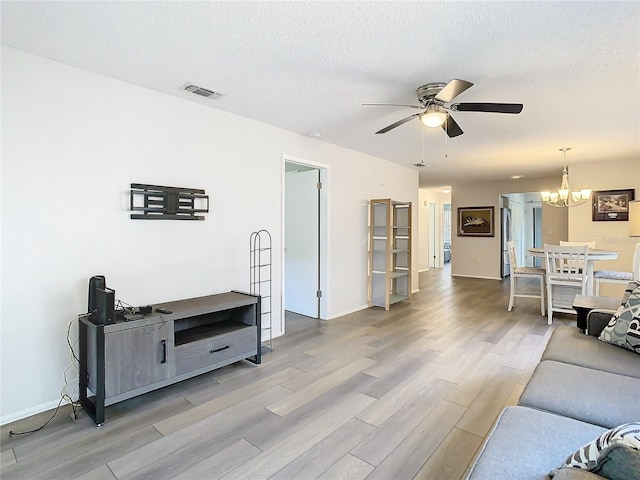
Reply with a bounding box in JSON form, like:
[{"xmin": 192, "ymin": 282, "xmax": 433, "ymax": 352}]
[
  {"xmin": 442, "ymin": 114, "xmax": 464, "ymax": 138},
  {"xmin": 375, "ymin": 113, "xmax": 420, "ymax": 134},
  {"xmin": 452, "ymin": 102, "xmax": 524, "ymax": 114},
  {"xmin": 362, "ymin": 103, "xmax": 422, "ymax": 109},
  {"xmin": 435, "ymin": 79, "xmax": 474, "ymax": 103}
]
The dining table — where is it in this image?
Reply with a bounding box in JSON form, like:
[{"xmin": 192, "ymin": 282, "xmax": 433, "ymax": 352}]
[{"xmin": 528, "ymin": 247, "xmax": 618, "ymax": 295}]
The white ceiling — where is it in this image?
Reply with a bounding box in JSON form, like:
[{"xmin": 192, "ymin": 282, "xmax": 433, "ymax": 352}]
[{"xmin": 2, "ymin": 1, "xmax": 639, "ymax": 188}]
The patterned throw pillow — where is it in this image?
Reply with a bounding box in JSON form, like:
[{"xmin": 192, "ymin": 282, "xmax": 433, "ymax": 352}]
[
  {"xmin": 557, "ymin": 423, "xmax": 640, "ymax": 472},
  {"xmin": 621, "ymin": 281, "xmax": 640, "ymax": 306},
  {"xmin": 598, "ymin": 284, "xmax": 640, "ymax": 354},
  {"xmin": 595, "ymin": 445, "xmax": 640, "ymax": 480}
]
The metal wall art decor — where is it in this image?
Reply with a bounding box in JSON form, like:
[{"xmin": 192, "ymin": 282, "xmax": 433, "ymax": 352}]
[
  {"xmin": 130, "ymin": 183, "xmax": 209, "ymax": 220},
  {"xmin": 592, "ymin": 189, "xmax": 635, "ymax": 222},
  {"xmin": 457, "ymin": 206, "xmax": 495, "ymax": 237}
]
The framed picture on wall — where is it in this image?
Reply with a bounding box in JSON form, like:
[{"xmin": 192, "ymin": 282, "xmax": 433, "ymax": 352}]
[
  {"xmin": 592, "ymin": 189, "xmax": 635, "ymax": 221},
  {"xmin": 457, "ymin": 206, "xmax": 495, "ymax": 237}
]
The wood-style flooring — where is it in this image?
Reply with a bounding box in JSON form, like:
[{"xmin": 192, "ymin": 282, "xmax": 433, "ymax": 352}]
[{"xmin": 1, "ymin": 267, "xmax": 576, "ymax": 480}]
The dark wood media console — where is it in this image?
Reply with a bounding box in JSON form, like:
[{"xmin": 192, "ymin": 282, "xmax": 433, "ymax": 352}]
[{"xmin": 79, "ymin": 291, "xmax": 261, "ymax": 425}]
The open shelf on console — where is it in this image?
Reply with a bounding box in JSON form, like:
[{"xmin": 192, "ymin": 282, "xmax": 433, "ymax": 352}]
[
  {"xmin": 173, "ymin": 304, "xmax": 255, "ymax": 345},
  {"xmin": 175, "ymin": 320, "xmax": 252, "ymax": 346}
]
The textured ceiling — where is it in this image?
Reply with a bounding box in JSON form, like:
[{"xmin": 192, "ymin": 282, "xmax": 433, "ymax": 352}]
[{"xmin": 2, "ymin": 1, "xmax": 639, "ymax": 188}]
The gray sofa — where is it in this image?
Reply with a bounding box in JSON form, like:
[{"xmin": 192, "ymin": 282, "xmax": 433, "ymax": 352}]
[{"xmin": 467, "ymin": 284, "xmax": 640, "ymax": 479}]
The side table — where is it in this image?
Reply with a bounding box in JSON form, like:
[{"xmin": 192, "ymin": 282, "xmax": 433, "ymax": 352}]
[{"xmin": 572, "ymin": 295, "xmax": 620, "ymax": 333}]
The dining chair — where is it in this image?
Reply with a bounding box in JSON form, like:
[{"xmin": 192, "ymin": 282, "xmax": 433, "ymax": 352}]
[
  {"xmin": 593, "ymin": 243, "xmax": 640, "ymax": 295},
  {"xmin": 559, "ymin": 241, "xmax": 595, "ymax": 271},
  {"xmin": 544, "ymin": 244, "xmax": 589, "ymax": 325},
  {"xmin": 507, "ymin": 241, "xmax": 545, "ymax": 316},
  {"xmin": 559, "ymin": 241, "xmax": 596, "ymax": 248}
]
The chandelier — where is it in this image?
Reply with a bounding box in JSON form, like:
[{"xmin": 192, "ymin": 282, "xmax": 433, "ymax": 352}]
[{"xmin": 540, "ymin": 148, "xmax": 591, "ymax": 207}]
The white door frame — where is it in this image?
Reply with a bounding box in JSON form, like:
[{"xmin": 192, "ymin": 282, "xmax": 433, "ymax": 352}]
[
  {"xmin": 429, "ymin": 202, "xmax": 440, "ymax": 268},
  {"xmin": 282, "ymin": 155, "xmax": 329, "ymax": 334}
]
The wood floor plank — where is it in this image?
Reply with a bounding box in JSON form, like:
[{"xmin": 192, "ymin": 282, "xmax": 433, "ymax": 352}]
[
  {"xmin": 283, "ymin": 343, "xmax": 379, "ymax": 390},
  {"xmin": 2, "ymin": 395, "xmax": 192, "ymax": 478},
  {"xmin": 412, "ymin": 427, "xmax": 483, "ymax": 480},
  {"xmin": 0, "ymin": 448, "xmax": 16, "ymax": 469},
  {"xmin": 108, "ymin": 385, "xmax": 290, "ymax": 479},
  {"xmin": 220, "ymin": 393, "xmax": 376, "ymax": 480},
  {"xmin": 355, "ymin": 361, "xmax": 440, "ymax": 427},
  {"xmin": 364, "ymin": 400, "xmax": 467, "ymax": 480},
  {"xmin": 351, "ymin": 378, "xmax": 456, "ymax": 466},
  {"xmin": 301, "ymin": 325, "xmax": 379, "ymax": 358},
  {"xmin": 266, "ymin": 357, "xmax": 377, "ymax": 416},
  {"xmin": 243, "ymin": 372, "xmax": 376, "ymax": 451},
  {"xmin": 423, "ymin": 324, "xmax": 486, "ymax": 360},
  {"xmin": 243, "ymin": 373, "xmax": 375, "ymax": 450},
  {"xmin": 72, "ymin": 464, "xmax": 117, "ymax": 480},
  {"xmin": 455, "ymin": 365, "xmax": 522, "ymax": 437},
  {"xmin": 154, "ymin": 366, "xmax": 302, "ymax": 435},
  {"xmin": 183, "ymin": 352, "xmax": 311, "ymax": 406},
  {"xmin": 9, "ymin": 395, "xmax": 195, "ymax": 463},
  {"xmin": 431, "ymin": 340, "xmax": 496, "ymax": 384},
  {"xmin": 122, "ymin": 410, "xmax": 277, "ymax": 480},
  {"xmin": 358, "ymin": 349, "xmax": 438, "ymax": 400},
  {"xmin": 444, "ymin": 351, "xmax": 508, "ymax": 407},
  {"xmin": 2, "ymin": 426, "xmax": 161, "ymax": 480},
  {"xmin": 170, "ymin": 439, "xmax": 261, "ymax": 480},
  {"xmin": 489, "ymin": 318, "xmax": 533, "ymax": 356},
  {"xmin": 316, "ymin": 454, "xmax": 375, "ymax": 480},
  {"xmin": 502, "ymin": 382, "xmax": 526, "ymax": 409},
  {"xmin": 504, "ymin": 332, "xmax": 546, "ymax": 369},
  {"xmin": 269, "ymin": 418, "xmax": 375, "ymax": 480}
]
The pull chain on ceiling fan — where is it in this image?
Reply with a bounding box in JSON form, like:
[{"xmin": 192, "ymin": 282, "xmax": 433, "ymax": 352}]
[{"xmin": 413, "ymin": 128, "xmax": 428, "ymax": 167}]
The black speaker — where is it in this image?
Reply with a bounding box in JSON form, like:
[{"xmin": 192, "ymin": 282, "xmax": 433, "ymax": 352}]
[
  {"xmin": 88, "ymin": 275, "xmax": 115, "ymax": 325},
  {"xmin": 95, "ymin": 287, "xmax": 115, "ymax": 325},
  {"xmin": 88, "ymin": 275, "xmax": 106, "ymax": 313}
]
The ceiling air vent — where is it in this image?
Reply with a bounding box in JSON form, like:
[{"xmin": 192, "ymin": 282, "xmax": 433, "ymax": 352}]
[{"xmin": 182, "ymin": 84, "xmax": 223, "ymax": 99}]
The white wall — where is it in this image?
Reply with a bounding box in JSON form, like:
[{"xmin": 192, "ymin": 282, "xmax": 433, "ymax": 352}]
[{"xmin": 0, "ymin": 48, "xmax": 418, "ymax": 423}]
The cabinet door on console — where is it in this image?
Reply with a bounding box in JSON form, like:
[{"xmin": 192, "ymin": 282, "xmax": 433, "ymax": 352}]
[{"xmin": 104, "ymin": 324, "xmax": 170, "ymax": 398}]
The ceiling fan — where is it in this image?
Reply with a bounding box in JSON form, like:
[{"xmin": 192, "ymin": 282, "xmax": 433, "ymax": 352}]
[{"xmin": 363, "ymin": 79, "xmax": 523, "ymax": 138}]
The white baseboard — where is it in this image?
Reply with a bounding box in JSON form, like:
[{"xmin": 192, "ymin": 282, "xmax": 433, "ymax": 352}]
[
  {"xmin": 1, "ymin": 396, "xmax": 70, "ymax": 426},
  {"xmin": 328, "ymin": 304, "xmax": 369, "ymax": 320},
  {"xmin": 450, "ymin": 274, "xmax": 502, "ymax": 281}
]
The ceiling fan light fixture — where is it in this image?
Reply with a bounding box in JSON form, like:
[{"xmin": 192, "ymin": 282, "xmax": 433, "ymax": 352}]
[{"xmin": 419, "ymin": 105, "xmax": 447, "ymax": 128}]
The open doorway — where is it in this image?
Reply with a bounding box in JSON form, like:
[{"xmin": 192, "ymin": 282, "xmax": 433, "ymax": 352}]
[
  {"xmin": 283, "ymin": 157, "xmax": 328, "ymax": 334},
  {"xmin": 532, "ymin": 206, "xmax": 543, "ymax": 267},
  {"xmin": 443, "ymin": 203, "xmax": 452, "ymax": 268},
  {"xmin": 500, "ymin": 193, "xmax": 543, "ymax": 273}
]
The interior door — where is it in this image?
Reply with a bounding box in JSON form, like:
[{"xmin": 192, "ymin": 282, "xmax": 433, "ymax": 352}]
[
  {"xmin": 533, "ymin": 206, "xmax": 543, "ymax": 267},
  {"xmin": 511, "ymin": 201, "xmax": 524, "ymax": 265},
  {"xmin": 285, "ymin": 169, "xmax": 319, "ymax": 318}
]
